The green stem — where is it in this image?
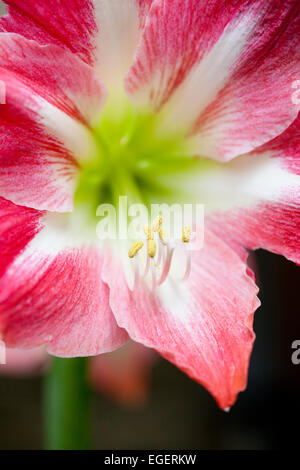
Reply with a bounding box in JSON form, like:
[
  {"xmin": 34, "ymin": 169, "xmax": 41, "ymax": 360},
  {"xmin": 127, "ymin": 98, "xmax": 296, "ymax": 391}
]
[{"xmin": 43, "ymin": 357, "xmax": 91, "ymax": 450}]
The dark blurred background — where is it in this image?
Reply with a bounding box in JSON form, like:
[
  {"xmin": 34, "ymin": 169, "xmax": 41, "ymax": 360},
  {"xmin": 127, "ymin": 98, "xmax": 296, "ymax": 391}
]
[{"xmin": 0, "ymin": 250, "xmax": 299, "ymax": 450}]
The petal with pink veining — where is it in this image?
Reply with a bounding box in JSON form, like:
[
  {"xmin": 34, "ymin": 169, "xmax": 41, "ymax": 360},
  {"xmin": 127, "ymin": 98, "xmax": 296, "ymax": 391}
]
[
  {"xmin": 0, "ymin": 34, "xmax": 106, "ymax": 211},
  {"xmin": 206, "ymin": 115, "xmax": 300, "ymax": 264},
  {"xmin": 1, "ymin": 1, "xmax": 154, "ymax": 86},
  {"xmin": 0, "ymin": 197, "xmax": 43, "ymax": 279},
  {"xmin": 102, "ymin": 230, "xmax": 260, "ymax": 409},
  {"xmin": 126, "ymin": 0, "xmax": 300, "ymax": 161},
  {"xmin": 0, "ymin": 33, "xmax": 106, "ymax": 123},
  {"xmin": 0, "ymin": 212, "xmax": 128, "ymax": 356},
  {"xmin": 0, "ymin": 0, "xmax": 98, "ymax": 64}
]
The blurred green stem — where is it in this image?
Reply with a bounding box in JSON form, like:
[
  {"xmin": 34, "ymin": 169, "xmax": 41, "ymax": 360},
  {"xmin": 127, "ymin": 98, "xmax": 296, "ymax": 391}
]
[{"xmin": 43, "ymin": 357, "xmax": 91, "ymax": 450}]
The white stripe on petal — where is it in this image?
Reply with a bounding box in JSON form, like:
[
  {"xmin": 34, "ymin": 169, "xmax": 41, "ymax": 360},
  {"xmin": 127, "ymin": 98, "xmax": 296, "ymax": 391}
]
[
  {"xmin": 158, "ymin": 12, "xmax": 257, "ymax": 133},
  {"xmin": 93, "ymin": 0, "xmax": 140, "ymax": 90},
  {"xmin": 37, "ymin": 97, "xmax": 98, "ymax": 163},
  {"xmin": 158, "ymin": 153, "xmax": 300, "ymax": 213}
]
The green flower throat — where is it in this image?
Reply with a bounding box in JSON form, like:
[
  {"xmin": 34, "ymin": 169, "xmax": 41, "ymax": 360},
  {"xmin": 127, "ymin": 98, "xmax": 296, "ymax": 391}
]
[{"xmin": 75, "ymin": 97, "xmax": 213, "ymax": 215}]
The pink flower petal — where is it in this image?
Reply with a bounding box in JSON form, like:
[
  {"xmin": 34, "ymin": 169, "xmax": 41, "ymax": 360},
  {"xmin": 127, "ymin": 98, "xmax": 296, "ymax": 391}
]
[
  {"xmin": 0, "ymin": 218, "xmax": 128, "ymax": 356},
  {"xmin": 0, "ymin": 197, "xmax": 43, "ymax": 279},
  {"xmin": 126, "ymin": 0, "xmax": 300, "ymax": 160},
  {"xmin": 102, "ymin": 230, "xmax": 260, "ymax": 410},
  {"xmin": 1, "ymin": 1, "xmax": 154, "ymax": 86},
  {"xmin": 207, "ymin": 115, "xmax": 300, "ymax": 264},
  {"xmin": 0, "ymin": 33, "xmax": 106, "ymax": 122},
  {"xmin": 1, "ymin": 0, "xmax": 98, "ymax": 65},
  {"xmin": 0, "ymin": 34, "xmax": 106, "ymax": 212}
]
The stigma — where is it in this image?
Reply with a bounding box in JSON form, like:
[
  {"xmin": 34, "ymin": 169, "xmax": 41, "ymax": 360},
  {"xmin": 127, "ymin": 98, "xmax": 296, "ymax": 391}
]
[{"xmin": 128, "ymin": 217, "xmax": 192, "ymax": 292}]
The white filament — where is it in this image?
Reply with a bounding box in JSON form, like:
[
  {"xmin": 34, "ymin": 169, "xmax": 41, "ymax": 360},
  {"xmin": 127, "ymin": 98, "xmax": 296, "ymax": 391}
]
[{"xmin": 128, "ymin": 234, "xmax": 192, "ymax": 292}]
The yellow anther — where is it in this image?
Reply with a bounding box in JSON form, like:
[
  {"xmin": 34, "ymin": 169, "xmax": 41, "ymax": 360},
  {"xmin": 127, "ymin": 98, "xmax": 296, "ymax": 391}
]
[
  {"xmin": 182, "ymin": 225, "xmax": 191, "ymax": 243},
  {"xmin": 128, "ymin": 241, "xmax": 144, "ymax": 259},
  {"xmin": 144, "ymin": 224, "xmax": 153, "ymax": 240},
  {"xmin": 158, "ymin": 227, "xmax": 167, "ymax": 245},
  {"xmin": 152, "ymin": 215, "xmax": 163, "ymax": 232},
  {"xmin": 147, "ymin": 239, "xmax": 157, "ymax": 258}
]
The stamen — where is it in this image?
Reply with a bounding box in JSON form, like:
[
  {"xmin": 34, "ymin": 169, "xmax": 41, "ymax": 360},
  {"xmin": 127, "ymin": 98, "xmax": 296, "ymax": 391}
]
[
  {"xmin": 157, "ymin": 235, "xmax": 165, "ymax": 265},
  {"xmin": 182, "ymin": 225, "xmax": 191, "ymax": 243},
  {"xmin": 158, "ymin": 227, "xmax": 167, "ymax": 245},
  {"xmin": 157, "ymin": 244, "xmax": 175, "ymax": 286},
  {"xmin": 133, "ymin": 253, "xmax": 140, "ymax": 290},
  {"xmin": 128, "ymin": 240, "xmax": 143, "ymax": 258},
  {"xmin": 142, "ymin": 255, "xmax": 150, "ymax": 278},
  {"xmin": 152, "ymin": 215, "xmax": 163, "ymax": 232},
  {"xmin": 147, "ymin": 239, "xmax": 157, "ymax": 258},
  {"xmin": 181, "ymin": 250, "xmax": 191, "ymax": 282},
  {"xmin": 144, "ymin": 225, "xmax": 153, "ymax": 240},
  {"xmin": 151, "ymin": 261, "xmax": 157, "ymax": 292},
  {"xmin": 127, "ymin": 252, "xmax": 141, "ymax": 292},
  {"xmin": 128, "ymin": 223, "xmax": 193, "ymax": 292}
]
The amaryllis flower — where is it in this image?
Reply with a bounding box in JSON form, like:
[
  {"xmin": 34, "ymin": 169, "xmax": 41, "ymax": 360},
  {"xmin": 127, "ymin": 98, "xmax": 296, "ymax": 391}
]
[{"xmin": 0, "ymin": 0, "xmax": 299, "ymax": 411}]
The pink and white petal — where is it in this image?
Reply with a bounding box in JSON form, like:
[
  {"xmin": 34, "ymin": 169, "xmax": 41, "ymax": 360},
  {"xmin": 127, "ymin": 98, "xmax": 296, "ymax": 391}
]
[
  {"xmin": 0, "ymin": 76, "xmax": 76, "ymax": 212},
  {"xmin": 0, "ymin": 0, "xmax": 98, "ymax": 65},
  {"xmin": 127, "ymin": 0, "xmax": 247, "ymax": 107},
  {"xmin": 102, "ymin": 230, "xmax": 260, "ymax": 410},
  {"xmin": 89, "ymin": 341, "xmax": 156, "ymax": 406},
  {"xmin": 205, "ymin": 116, "xmax": 300, "ymax": 264},
  {"xmin": 0, "ymin": 197, "xmax": 43, "ymax": 279},
  {"xmin": 0, "ymin": 34, "xmax": 106, "ymax": 125},
  {"xmin": 0, "ymin": 37, "xmax": 106, "ymax": 212},
  {"xmin": 1, "ymin": 1, "xmax": 154, "ymax": 87},
  {"xmin": 93, "ymin": 0, "xmax": 154, "ymax": 89},
  {"xmin": 126, "ymin": 0, "xmax": 300, "ymax": 161},
  {"xmin": 208, "ymin": 201, "xmax": 300, "ymax": 266},
  {"xmin": 0, "ymin": 347, "xmax": 48, "ymax": 376},
  {"xmin": 0, "ymin": 213, "xmax": 128, "ymax": 357}
]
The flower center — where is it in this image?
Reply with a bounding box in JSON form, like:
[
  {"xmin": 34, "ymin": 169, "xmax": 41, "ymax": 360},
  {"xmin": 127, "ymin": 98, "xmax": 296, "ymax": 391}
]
[
  {"xmin": 74, "ymin": 95, "xmax": 197, "ymax": 215},
  {"xmin": 72, "ymin": 94, "xmax": 215, "ymax": 290}
]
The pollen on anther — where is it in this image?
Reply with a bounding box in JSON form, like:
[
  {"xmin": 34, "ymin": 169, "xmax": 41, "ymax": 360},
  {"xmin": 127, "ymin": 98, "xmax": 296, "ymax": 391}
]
[
  {"xmin": 147, "ymin": 239, "xmax": 157, "ymax": 258},
  {"xmin": 182, "ymin": 225, "xmax": 191, "ymax": 243},
  {"xmin": 152, "ymin": 215, "xmax": 163, "ymax": 232},
  {"xmin": 128, "ymin": 241, "xmax": 144, "ymax": 258},
  {"xmin": 158, "ymin": 227, "xmax": 167, "ymax": 245},
  {"xmin": 144, "ymin": 225, "xmax": 153, "ymax": 240}
]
